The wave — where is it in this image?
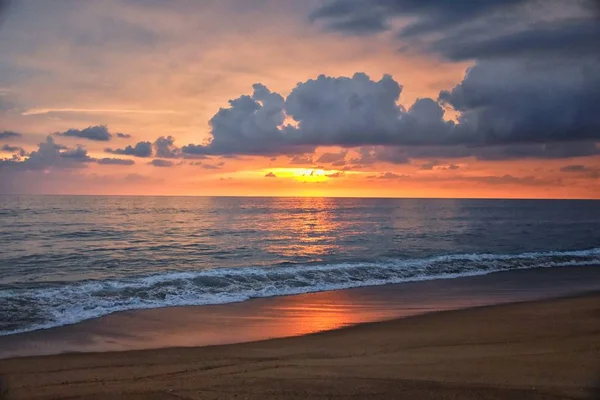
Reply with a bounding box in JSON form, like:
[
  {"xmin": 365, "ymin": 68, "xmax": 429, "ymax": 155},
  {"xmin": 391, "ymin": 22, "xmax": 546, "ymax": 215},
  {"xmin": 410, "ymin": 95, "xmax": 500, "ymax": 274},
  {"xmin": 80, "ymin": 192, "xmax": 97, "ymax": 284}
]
[{"xmin": 1, "ymin": 248, "xmax": 599, "ymax": 336}]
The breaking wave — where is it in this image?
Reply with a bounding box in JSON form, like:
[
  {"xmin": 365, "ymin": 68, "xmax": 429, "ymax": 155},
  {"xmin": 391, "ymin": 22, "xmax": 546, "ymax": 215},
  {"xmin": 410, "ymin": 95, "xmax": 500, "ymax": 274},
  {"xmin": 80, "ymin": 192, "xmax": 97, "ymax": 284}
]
[{"xmin": 1, "ymin": 248, "xmax": 599, "ymax": 335}]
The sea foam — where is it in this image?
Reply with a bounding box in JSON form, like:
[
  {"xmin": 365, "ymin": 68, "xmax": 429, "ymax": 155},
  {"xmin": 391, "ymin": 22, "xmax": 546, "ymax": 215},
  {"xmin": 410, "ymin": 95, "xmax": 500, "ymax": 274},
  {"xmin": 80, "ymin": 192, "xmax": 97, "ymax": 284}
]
[{"xmin": 1, "ymin": 248, "xmax": 599, "ymax": 335}]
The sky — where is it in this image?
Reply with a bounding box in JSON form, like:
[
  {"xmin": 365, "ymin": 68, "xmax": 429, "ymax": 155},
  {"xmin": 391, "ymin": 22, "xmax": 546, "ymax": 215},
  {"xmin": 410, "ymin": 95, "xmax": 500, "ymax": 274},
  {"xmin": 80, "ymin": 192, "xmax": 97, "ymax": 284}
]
[{"xmin": 0, "ymin": 0, "xmax": 598, "ymax": 198}]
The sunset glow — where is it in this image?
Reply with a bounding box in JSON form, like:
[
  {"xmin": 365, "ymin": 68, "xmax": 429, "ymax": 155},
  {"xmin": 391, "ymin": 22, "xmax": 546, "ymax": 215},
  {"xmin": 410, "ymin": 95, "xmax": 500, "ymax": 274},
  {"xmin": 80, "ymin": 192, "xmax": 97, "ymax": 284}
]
[{"xmin": 0, "ymin": 1, "xmax": 597, "ymax": 199}]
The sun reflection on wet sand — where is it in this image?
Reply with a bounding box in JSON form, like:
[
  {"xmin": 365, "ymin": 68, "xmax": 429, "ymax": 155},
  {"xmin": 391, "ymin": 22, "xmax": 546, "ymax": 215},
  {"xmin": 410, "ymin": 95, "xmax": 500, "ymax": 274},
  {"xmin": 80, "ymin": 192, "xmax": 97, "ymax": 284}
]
[{"xmin": 1, "ymin": 266, "xmax": 599, "ymax": 359}]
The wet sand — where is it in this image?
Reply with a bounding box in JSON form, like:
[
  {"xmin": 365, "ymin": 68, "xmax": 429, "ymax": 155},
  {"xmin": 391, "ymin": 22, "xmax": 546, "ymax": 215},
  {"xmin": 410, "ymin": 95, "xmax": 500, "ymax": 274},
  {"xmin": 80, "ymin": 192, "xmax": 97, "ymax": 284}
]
[
  {"xmin": 2, "ymin": 266, "xmax": 600, "ymax": 359},
  {"xmin": 1, "ymin": 292, "xmax": 599, "ymax": 399}
]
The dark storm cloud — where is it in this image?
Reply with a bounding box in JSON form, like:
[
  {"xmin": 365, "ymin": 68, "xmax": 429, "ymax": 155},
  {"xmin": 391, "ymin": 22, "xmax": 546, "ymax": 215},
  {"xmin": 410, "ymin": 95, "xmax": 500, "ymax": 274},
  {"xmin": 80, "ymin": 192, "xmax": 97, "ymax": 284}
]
[
  {"xmin": 309, "ymin": 1, "xmax": 598, "ymax": 61},
  {"xmin": 0, "ymin": 131, "xmax": 21, "ymax": 139},
  {"xmin": 81, "ymin": 48, "xmax": 600, "ymax": 164},
  {"xmin": 191, "ymin": 73, "xmax": 456, "ymax": 156},
  {"xmin": 56, "ymin": 125, "xmax": 113, "ymax": 141},
  {"xmin": 433, "ymin": 19, "xmax": 600, "ymax": 61},
  {"xmin": 106, "ymin": 141, "xmax": 153, "ymax": 157},
  {"xmin": 0, "ymin": 0, "xmax": 10, "ymax": 30},
  {"xmin": 362, "ymin": 141, "xmax": 600, "ymax": 164},
  {"xmin": 285, "ymin": 73, "xmax": 406, "ymax": 147},
  {"xmin": 440, "ymin": 58, "xmax": 600, "ymax": 145},
  {"xmin": 473, "ymin": 142, "xmax": 600, "ymax": 160},
  {"xmin": 97, "ymin": 158, "xmax": 135, "ymax": 166},
  {"xmin": 198, "ymin": 63, "xmax": 599, "ymax": 159},
  {"xmin": 149, "ymin": 159, "xmax": 174, "ymax": 167},
  {"xmin": 318, "ymin": 12, "xmax": 390, "ymax": 36},
  {"xmin": 351, "ymin": 147, "xmax": 411, "ymax": 165},
  {"xmin": 309, "ymin": 0, "xmax": 528, "ymax": 37},
  {"xmin": 106, "ymin": 60, "xmax": 599, "ymax": 162}
]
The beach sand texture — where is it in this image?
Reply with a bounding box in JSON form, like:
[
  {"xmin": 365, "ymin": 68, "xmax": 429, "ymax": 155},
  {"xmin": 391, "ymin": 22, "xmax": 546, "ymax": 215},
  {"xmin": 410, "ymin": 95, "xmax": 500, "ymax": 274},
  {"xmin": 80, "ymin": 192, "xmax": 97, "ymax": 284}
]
[{"xmin": 1, "ymin": 293, "xmax": 599, "ymax": 399}]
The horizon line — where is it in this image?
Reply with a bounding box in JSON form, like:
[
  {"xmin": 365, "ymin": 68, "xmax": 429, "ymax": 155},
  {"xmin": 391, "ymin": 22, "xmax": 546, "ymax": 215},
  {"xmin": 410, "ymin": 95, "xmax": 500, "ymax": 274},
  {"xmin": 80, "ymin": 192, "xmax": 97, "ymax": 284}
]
[{"xmin": 0, "ymin": 193, "xmax": 598, "ymax": 201}]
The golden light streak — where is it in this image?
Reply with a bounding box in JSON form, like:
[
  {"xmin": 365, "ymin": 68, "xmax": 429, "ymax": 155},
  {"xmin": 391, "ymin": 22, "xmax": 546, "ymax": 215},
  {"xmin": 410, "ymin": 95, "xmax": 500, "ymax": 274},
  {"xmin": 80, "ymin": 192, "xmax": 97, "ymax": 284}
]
[
  {"xmin": 22, "ymin": 108, "xmax": 181, "ymax": 116},
  {"xmin": 258, "ymin": 167, "xmax": 357, "ymax": 182}
]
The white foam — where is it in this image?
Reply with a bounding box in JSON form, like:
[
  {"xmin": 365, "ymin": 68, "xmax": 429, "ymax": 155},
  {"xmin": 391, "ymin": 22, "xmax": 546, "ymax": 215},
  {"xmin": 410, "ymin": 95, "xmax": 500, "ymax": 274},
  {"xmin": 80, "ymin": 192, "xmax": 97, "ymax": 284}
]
[{"xmin": 1, "ymin": 248, "xmax": 599, "ymax": 336}]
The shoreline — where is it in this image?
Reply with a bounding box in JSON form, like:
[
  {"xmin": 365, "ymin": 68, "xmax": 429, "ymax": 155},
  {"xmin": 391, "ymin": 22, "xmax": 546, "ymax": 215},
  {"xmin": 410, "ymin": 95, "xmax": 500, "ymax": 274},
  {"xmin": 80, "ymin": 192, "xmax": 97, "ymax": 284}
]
[
  {"xmin": 1, "ymin": 292, "xmax": 599, "ymax": 399},
  {"xmin": 2, "ymin": 265, "xmax": 600, "ymax": 360}
]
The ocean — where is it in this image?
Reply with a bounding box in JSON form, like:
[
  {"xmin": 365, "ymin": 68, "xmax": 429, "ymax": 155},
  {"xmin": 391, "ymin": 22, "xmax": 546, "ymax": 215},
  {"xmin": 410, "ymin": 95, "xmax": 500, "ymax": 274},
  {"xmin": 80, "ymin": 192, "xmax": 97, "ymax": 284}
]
[{"xmin": 1, "ymin": 195, "xmax": 599, "ymax": 336}]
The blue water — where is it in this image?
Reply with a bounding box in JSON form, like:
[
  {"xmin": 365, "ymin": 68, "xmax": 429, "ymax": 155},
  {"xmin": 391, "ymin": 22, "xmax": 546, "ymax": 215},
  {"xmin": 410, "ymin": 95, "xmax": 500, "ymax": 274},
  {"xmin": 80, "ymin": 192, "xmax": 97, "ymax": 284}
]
[{"xmin": 1, "ymin": 195, "xmax": 599, "ymax": 335}]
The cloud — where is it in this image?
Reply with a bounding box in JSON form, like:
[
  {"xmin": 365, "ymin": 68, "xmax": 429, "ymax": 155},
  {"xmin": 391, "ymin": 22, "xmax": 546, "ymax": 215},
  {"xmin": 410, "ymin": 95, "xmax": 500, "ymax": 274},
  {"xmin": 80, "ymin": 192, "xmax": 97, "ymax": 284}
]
[
  {"xmin": 116, "ymin": 133, "xmax": 132, "ymax": 139},
  {"xmin": 560, "ymin": 164, "xmax": 592, "ymax": 173},
  {"xmin": 106, "ymin": 141, "xmax": 153, "ymax": 157},
  {"xmin": 202, "ymin": 162, "xmax": 224, "ymax": 170},
  {"xmin": 58, "ymin": 146, "xmax": 95, "ymax": 162},
  {"xmin": 40, "ymin": 56, "xmax": 599, "ymax": 165},
  {"xmin": 289, "ymin": 154, "xmax": 314, "ymax": 165},
  {"xmin": 473, "ymin": 142, "xmax": 600, "ymax": 161},
  {"xmin": 265, "ymin": 172, "xmax": 277, "ymax": 178},
  {"xmin": 0, "ymin": 136, "xmax": 93, "ymax": 170},
  {"xmin": 149, "ymin": 159, "xmax": 174, "ymax": 167},
  {"xmin": 375, "ymin": 172, "xmax": 410, "ymax": 180},
  {"xmin": 365, "ymin": 171, "xmax": 405, "ymax": 179},
  {"xmin": 183, "ymin": 83, "xmax": 304, "ymax": 156},
  {"xmin": 0, "ymin": 131, "xmax": 21, "ymax": 140},
  {"xmin": 56, "ymin": 125, "xmax": 114, "ymax": 141},
  {"xmin": 419, "ymin": 160, "xmax": 459, "ymax": 171},
  {"xmin": 468, "ymin": 174, "xmax": 557, "ymax": 186},
  {"xmin": 97, "ymin": 158, "xmax": 135, "ymax": 166},
  {"xmin": 181, "ymin": 144, "xmax": 210, "ymax": 156},
  {"xmin": 433, "ymin": 19, "xmax": 600, "ymax": 62},
  {"xmin": 439, "ymin": 58, "xmax": 600, "ymax": 146},
  {"xmin": 420, "ymin": 160, "xmax": 439, "ymax": 170},
  {"xmin": 193, "ymin": 73, "xmax": 457, "ymax": 156},
  {"xmin": 355, "ymin": 147, "xmax": 411, "ymax": 165},
  {"xmin": 358, "ymin": 141, "xmax": 599, "ymax": 165},
  {"xmin": 171, "ymin": 57, "xmax": 598, "ymax": 160},
  {"xmin": 285, "ymin": 73, "xmax": 407, "ymax": 146},
  {"xmin": 309, "ymin": 1, "xmax": 597, "ymax": 61},
  {"xmin": 113, "ymin": 136, "xmax": 211, "ymax": 159},
  {"xmin": 1, "ymin": 144, "xmax": 26, "ymax": 156},
  {"xmin": 310, "ymin": 0, "xmax": 528, "ymax": 37},
  {"xmin": 110, "ymin": 62, "xmax": 596, "ymax": 164},
  {"xmin": 154, "ymin": 136, "xmax": 181, "ymax": 159},
  {"xmin": 316, "ymin": 151, "xmax": 347, "ymax": 164}
]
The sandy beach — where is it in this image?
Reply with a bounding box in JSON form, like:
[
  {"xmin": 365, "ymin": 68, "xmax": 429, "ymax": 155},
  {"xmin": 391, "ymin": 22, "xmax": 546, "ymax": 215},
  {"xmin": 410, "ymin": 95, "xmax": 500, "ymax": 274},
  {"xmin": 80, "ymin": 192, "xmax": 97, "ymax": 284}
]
[{"xmin": 1, "ymin": 292, "xmax": 599, "ymax": 400}]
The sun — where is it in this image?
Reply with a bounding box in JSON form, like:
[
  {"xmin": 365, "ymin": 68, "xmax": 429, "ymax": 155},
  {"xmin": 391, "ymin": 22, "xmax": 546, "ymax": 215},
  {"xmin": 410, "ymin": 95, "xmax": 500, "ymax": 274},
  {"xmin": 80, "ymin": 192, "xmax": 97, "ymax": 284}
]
[
  {"xmin": 295, "ymin": 168, "xmax": 328, "ymax": 182},
  {"xmin": 259, "ymin": 168, "xmax": 342, "ymax": 182}
]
